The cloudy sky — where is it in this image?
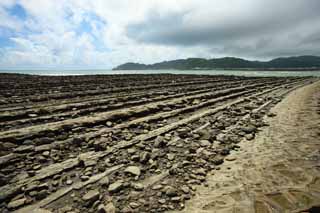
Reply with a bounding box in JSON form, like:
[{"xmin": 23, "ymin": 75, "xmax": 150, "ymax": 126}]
[{"xmin": 0, "ymin": 0, "xmax": 320, "ymax": 70}]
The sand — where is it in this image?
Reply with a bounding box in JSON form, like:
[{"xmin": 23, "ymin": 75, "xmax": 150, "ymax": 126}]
[{"xmin": 172, "ymin": 80, "xmax": 320, "ymax": 213}]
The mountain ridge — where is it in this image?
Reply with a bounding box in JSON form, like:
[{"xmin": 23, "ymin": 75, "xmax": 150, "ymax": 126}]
[{"xmin": 113, "ymin": 55, "xmax": 320, "ymax": 71}]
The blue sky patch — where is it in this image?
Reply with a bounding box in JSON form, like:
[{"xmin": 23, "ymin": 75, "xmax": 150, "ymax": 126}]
[{"xmin": 7, "ymin": 4, "xmax": 27, "ymax": 20}]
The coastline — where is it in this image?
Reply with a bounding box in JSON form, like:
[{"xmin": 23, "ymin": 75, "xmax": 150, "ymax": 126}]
[{"xmin": 171, "ymin": 80, "xmax": 320, "ymax": 212}]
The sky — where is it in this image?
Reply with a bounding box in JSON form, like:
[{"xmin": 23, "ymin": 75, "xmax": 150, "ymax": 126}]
[{"xmin": 0, "ymin": 0, "xmax": 320, "ymax": 70}]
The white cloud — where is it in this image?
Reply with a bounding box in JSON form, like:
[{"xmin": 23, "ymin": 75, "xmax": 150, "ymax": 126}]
[{"xmin": 0, "ymin": 0, "xmax": 320, "ymax": 70}]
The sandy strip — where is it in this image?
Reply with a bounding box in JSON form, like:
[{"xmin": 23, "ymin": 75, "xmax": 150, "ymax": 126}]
[{"xmin": 171, "ymin": 80, "xmax": 320, "ymax": 213}]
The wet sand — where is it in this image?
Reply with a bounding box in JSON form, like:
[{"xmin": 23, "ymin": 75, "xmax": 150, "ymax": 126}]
[
  {"xmin": 172, "ymin": 80, "xmax": 320, "ymax": 213},
  {"xmin": 0, "ymin": 74, "xmax": 319, "ymax": 213}
]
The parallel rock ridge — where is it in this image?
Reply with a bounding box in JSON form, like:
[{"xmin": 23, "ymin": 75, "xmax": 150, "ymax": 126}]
[{"xmin": 0, "ymin": 73, "xmax": 316, "ymax": 212}]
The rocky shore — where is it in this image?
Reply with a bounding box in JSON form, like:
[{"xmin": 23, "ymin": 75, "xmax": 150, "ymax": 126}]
[{"xmin": 0, "ymin": 73, "xmax": 317, "ymax": 213}]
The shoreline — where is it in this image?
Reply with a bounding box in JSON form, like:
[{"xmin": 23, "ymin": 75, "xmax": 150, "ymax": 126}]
[{"xmin": 172, "ymin": 80, "xmax": 320, "ymax": 213}]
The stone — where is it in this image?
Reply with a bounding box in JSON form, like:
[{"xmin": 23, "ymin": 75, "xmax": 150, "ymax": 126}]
[
  {"xmin": 106, "ymin": 121, "xmax": 113, "ymax": 127},
  {"xmin": 8, "ymin": 198, "xmax": 26, "ymax": 209},
  {"xmin": 35, "ymin": 144, "xmax": 51, "ymax": 152},
  {"xmin": 131, "ymin": 182, "xmax": 144, "ymax": 191},
  {"xmin": 104, "ymin": 202, "xmax": 116, "ymax": 213},
  {"xmin": 164, "ymin": 186, "xmax": 178, "ymax": 197},
  {"xmin": 212, "ymin": 158, "xmax": 224, "ymax": 165},
  {"xmin": 14, "ymin": 145, "xmax": 34, "ymax": 153},
  {"xmin": 216, "ymin": 133, "xmax": 226, "ymax": 142},
  {"xmin": 158, "ymin": 199, "xmax": 166, "ymax": 204},
  {"xmin": 241, "ymin": 125, "xmax": 256, "ymax": 134},
  {"xmin": 36, "ymin": 190, "xmax": 49, "ymax": 200},
  {"xmin": 83, "ymin": 189, "xmax": 100, "ymax": 205},
  {"xmin": 154, "ymin": 136, "xmax": 166, "ymax": 148},
  {"xmin": 66, "ymin": 179, "xmax": 73, "ymax": 185},
  {"xmin": 225, "ymin": 157, "xmax": 236, "ymax": 161},
  {"xmin": 33, "ymin": 165, "xmax": 41, "ymax": 170},
  {"xmin": 0, "ymin": 142, "xmax": 17, "ymax": 151},
  {"xmin": 267, "ymin": 112, "xmax": 277, "ymax": 117},
  {"xmin": 80, "ymin": 175, "xmax": 90, "ymax": 181},
  {"xmin": 181, "ymin": 185, "xmax": 190, "ymax": 194},
  {"xmin": 38, "ymin": 137, "xmax": 54, "ymax": 145},
  {"xmin": 140, "ymin": 152, "xmax": 151, "ymax": 163},
  {"xmin": 42, "ymin": 151, "xmax": 50, "ymax": 157},
  {"xmin": 124, "ymin": 166, "xmax": 141, "ymax": 177},
  {"xmin": 171, "ymin": 196, "xmax": 181, "ymax": 202},
  {"xmin": 221, "ymin": 148, "xmax": 230, "ymax": 155},
  {"xmin": 84, "ymin": 159, "xmax": 97, "ymax": 167},
  {"xmin": 127, "ymin": 148, "xmax": 136, "ymax": 154},
  {"xmin": 193, "ymin": 168, "xmax": 206, "ymax": 176},
  {"xmin": 245, "ymin": 134, "xmax": 254, "ymax": 140},
  {"xmin": 99, "ymin": 176, "xmax": 110, "ymax": 187},
  {"xmin": 108, "ymin": 181, "xmax": 123, "ymax": 193},
  {"xmin": 167, "ymin": 154, "xmax": 175, "ymax": 161},
  {"xmin": 129, "ymin": 202, "xmax": 140, "ymax": 209},
  {"xmin": 177, "ymin": 128, "xmax": 189, "ymax": 138},
  {"xmin": 199, "ymin": 140, "xmax": 211, "ymax": 147}
]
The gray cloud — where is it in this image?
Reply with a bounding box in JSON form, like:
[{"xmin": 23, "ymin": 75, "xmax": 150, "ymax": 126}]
[{"xmin": 126, "ymin": 0, "xmax": 320, "ymax": 59}]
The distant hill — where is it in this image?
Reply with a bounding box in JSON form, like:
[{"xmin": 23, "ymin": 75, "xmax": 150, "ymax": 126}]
[{"xmin": 113, "ymin": 55, "xmax": 320, "ymax": 71}]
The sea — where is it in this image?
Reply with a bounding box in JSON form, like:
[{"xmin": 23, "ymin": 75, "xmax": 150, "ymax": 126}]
[{"xmin": 2, "ymin": 69, "xmax": 320, "ymax": 77}]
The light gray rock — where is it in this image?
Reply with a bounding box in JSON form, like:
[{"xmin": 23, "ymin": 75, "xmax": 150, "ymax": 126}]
[
  {"xmin": 83, "ymin": 189, "xmax": 100, "ymax": 204},
  {"xmin": 108, "ymin": 181, "xmax": 123, "ymax": 193},
  {"xmin": 124, "ymin": 166, "xmax": 141, "ymax": 177},
  {"xmin": 99, "ymin": 176, "xmax": 110, "ymax": 187},
  {"xmin": 7, "ymin": 198, "xmax": 26, "ymax": 209}
]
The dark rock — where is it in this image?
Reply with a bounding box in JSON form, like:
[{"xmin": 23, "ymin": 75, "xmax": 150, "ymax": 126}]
[
  {"xmin": 154, "ymin": 136, "xmax": 166, "ymax": 148},
  {"xmin": 241, "ymin": 125, "xmax": 256, "ymax": 134},
  {"xmin": 36, "ymin": 190, "xmax": 49, "ymax": 200},
  {"xmin": 0, "ymin": 142, "xmax": 17, "ymax": 151},
  {"xmin": 164, "ymin": 186, "xmax": 178, "ymax": 197},
  {"xmin": 38, "ymin": 137, "xmax": 54, "ymax": 145}
]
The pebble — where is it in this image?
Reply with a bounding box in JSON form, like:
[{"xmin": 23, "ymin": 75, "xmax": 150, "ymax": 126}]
[
  {"xmin": 199, "ymin": 140, "xmax": 211, "ymax": 147},
  {"xmin": 225, "ymin": 156, "xmax": 236, "ymax": 161},
  {"xmin": 33, "ymin": 165, "xmax": 41, "ymax": 170},
  {"xmin": 140, "ymin": 152, "xmax": 151, "ymax": 163},
  {"xmin": 171, "ymin": 196, "xmax": 181, "ymax": 202},
  {"xmin": 129, "ymin": 202, "xmax": 141, "ymax": 209},
  {"xmin": 164, "ymin": 186, "xmax": 178, "ymax": 197},
  {"xmin": 99, "ymin": 176, "xmax": 110, "ymax": 187},
  {"xmin": 106, "ymin": 121, "xmax": 113, "ymax": 127},
  {"xmin": 108, "ymin": 181, "xmax": 123, "ymax": 193},
  {"xmin": 83, "ymin": 189, "xmax": 100, "ymax": 204},
  {"xmin": 42, "ymin": 151, "xmax": 50, "ymax": 157},
  {"xmin": 158, "ymin": 199, "xmax": 166, "ymax": 204},
  {"xmin": 80, "ymin": 175, "xmax": 90, "ymax": 181},
  {"xmin": 181, "ymin": 185, "xmax": 190, "ymax": 194},
  {"xmin": 131, "ymin": 182, "xmax": 144, "ymax": 191},
  {"xmin": 167, "ymin": 153, "xmax": 175, "ymax": 161},
  {"xmin": 154, "ymin": 136, "xmax": 166, "ymax": 147},
  {"xmin": 124, "ymin": 166, "xmax": 141, "ymax": 177},
  {"xmin": 245, "ymin": 133, "xmax": 255, "ymax": 140},
  {"xmin": 7, "ymin": 198, "xmax": 26, "ymax": 209},
  {"xmin": 14, "ymin": 145, "xmax": 35, "ymax": 153},
  {"xmin": 66, "ymin": 179, "xmax": 73, "ymax": 185},
  {"xmin": 104, "ymin": 202, "xmax": 116, "ymax": 213}
]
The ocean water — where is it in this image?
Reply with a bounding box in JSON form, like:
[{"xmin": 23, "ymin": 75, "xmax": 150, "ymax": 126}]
[{"xmin": 2, "ymin": 69, "xmax": 320, "ymax": 77}]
